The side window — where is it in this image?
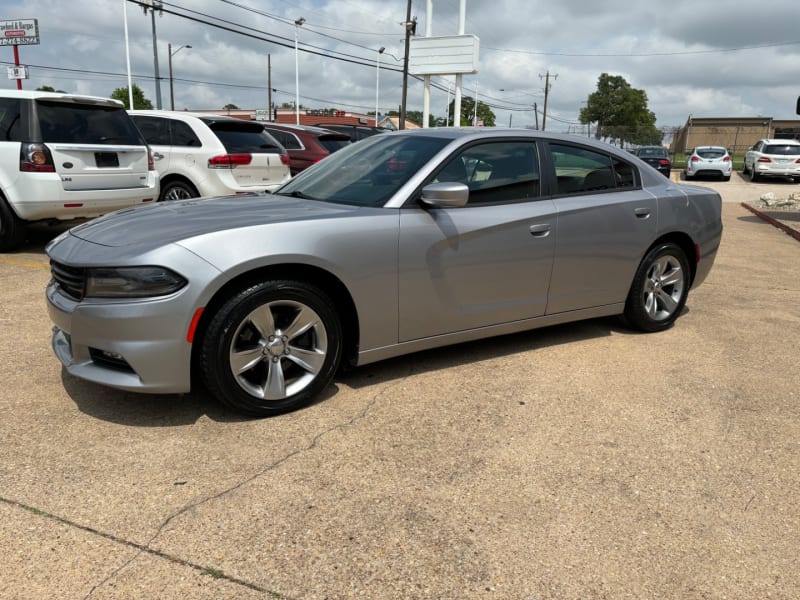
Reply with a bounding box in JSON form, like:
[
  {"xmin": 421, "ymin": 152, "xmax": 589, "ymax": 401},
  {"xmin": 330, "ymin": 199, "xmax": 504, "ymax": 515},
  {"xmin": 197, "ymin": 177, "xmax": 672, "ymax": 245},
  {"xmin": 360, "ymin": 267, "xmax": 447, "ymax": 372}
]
[
  {"xmin": 169, "ymin": 120, "xmax": 202, "ymax": 147},
  {"xmin": 268, "ymin": 129, "xmax": 301, "ymax": 150},
  {"xmin": 0, "ymin": 98, "xmax": 23, "ymax": 142},
  {"xmin": 549, "ymin": 143, "xmax": 636, "ymax": 195},
  {"xmin": 132, "ymin": 116, "xmax": 170, "ymax": 145},
  {"xmin": 432, "ymin": 141, "xmax": 541, "ymax": 204}
]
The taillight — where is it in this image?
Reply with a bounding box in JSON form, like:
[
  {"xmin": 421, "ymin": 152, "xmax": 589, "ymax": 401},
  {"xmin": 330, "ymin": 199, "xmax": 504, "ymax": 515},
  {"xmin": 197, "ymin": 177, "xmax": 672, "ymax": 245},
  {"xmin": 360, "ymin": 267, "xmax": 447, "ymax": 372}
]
[
  {"xmin": 147, "ymin": 148, "xmax": 155, "ymax": 171},
  {"xmin": 208, "ymin": 153, "xmax": 253, "ymax": 168},
  {"xmin": 757, "ymin": 157, "xmax": 771, "ymax": 163},
  {"xmin": 722, "ymin": 156, "xmax": 730, "ymax": 162},
  {"xmin": 280, "ymin": 153, "xmax": 290, "ymax": 166},
  {"xmin": 691, "ymin": 156, "xmax": 700, "ymax": 162},
  {"xmin": 20, "ymin": 142, "xmax": 56, "ymax": 172},
  {"xmin": 658, "ymin": 159, "xmax": 670, "ymax": 166}
]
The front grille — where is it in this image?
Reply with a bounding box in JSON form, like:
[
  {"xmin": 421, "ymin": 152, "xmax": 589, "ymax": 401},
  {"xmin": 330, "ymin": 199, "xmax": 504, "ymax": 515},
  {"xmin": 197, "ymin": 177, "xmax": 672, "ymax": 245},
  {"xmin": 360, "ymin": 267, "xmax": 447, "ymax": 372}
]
[{"xmin": 50, "ymin": 260, "xmax": 86, "ymax": 300}]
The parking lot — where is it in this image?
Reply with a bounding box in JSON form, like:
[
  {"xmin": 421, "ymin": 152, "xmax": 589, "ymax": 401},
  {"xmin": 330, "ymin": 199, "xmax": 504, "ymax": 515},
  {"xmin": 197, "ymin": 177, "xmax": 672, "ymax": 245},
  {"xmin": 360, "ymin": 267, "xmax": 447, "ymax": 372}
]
[{"xmin": 1, "ymin": 173, "xmax": 798, "ymax": 599}]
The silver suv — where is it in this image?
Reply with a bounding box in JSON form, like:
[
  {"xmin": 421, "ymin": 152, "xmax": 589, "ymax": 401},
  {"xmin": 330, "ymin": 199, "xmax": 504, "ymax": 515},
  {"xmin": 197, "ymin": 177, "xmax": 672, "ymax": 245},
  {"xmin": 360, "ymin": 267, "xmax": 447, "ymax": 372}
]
[
  {"xmin": 0, "ymin": 90, "xmax": 158, "ymax": 251},
  {"xmin": 129, "ymin": 111, "xmax": 291, "ymax": 201},
  {"xmin": 743, "ymin": 138, "xmax": 800, "ymax": 182}
]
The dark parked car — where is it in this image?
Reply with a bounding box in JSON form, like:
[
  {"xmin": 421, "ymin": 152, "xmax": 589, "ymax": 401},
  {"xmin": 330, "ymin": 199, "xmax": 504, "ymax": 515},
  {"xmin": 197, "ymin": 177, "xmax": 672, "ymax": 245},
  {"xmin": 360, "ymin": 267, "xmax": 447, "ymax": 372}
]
[
  {"xmin": 634, "ymin": 146, "xmax": 672, "ymax": 177},
  {"xmin": 313, "ymin": 123, "xmax": 388, "ymax": 142},
  {"xmin": 261, "ymin": 123, "xmax": 351, "ymax": 175},
  {"xmin": 46, "ymin": 128, "xmax": 722, "ymax": 417}
]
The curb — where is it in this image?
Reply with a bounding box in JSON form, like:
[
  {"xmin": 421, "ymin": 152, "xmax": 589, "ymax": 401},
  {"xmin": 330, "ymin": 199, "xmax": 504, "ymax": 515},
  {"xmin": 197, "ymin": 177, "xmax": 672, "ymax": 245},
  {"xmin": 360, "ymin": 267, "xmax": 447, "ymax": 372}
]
[{"xmin": 740, "ymin": 202, "xmax": 800, "ymax": 243}]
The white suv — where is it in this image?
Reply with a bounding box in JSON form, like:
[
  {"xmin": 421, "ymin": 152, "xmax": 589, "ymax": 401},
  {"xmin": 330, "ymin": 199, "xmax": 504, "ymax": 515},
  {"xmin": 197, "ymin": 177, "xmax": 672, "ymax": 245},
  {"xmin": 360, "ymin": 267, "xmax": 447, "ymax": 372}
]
[
  {"xmin": 743, "ymin": 138, "xmax": 800, "ymax": 182},
  {"xmin": 0, "ymin": 90, "xmax": 158, "ymax": 251},
  {"xmin": 129, "ymin": 111, "xmax": 291, "ymax": 201}
]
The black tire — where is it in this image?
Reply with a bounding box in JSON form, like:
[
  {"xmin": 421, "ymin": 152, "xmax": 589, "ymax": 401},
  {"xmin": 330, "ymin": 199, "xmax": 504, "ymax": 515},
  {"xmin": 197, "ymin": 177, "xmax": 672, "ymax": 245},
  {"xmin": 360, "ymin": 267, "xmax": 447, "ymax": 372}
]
[
  {"xmin": 723, "ymin": 175, "xmax": 731, "ymax": 182},
  {"xmin": 684, "ymin": 171, "xmax": 693, "ymax": 181},
  {"xmin": 623, "ymin": 243, "xmax": 690, "ymax": 333},
  {"xmin": 159, "ymin": 180, "xmax": 198, "ymax": 202},
  {"xmin": 0, "ymin": 196, "xmax": 27, "ymax": 252},
  {"xmin": 742, "ymin": 162, "xmax": 749, "ymax": 175},
  {"xmin": 200, "ymin": 280, "xmax": 342, "ymax": 417},
  {"xmin": 750, "ymin": 168, "xmax": 759, "ymax": 182}
]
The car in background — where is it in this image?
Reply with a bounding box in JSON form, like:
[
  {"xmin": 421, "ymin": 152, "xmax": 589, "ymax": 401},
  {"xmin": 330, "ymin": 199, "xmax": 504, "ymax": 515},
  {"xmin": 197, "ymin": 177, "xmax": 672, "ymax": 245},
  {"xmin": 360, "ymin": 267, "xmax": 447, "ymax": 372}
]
[
  {"xmin": 129, "ymin": 110, "xmax": 291, "ymax": 201},
  {"xmin": 312, "ymin": 123, "xmax": 388, "ymax": 142},
  {"xmin": 0, "ymin": 90, "xmax": 158, "ymax": 251},
  {"xmin": 45, "ymin": 128, "xmax": 722, "ymax": 418},
  {"xmin": 743, "ymin": 138, "xmax": 800, "ymax": 182},
  {"xmin": 261, "ymin": 123, "xmax": 351, "ymax": 175},
  {"xmin": 633, "ymin": 146, "xmax": 671, "ymax": 177},
  {"xmin": 684, "ymin": 146, "xmax": 732, "ymax": 181}
]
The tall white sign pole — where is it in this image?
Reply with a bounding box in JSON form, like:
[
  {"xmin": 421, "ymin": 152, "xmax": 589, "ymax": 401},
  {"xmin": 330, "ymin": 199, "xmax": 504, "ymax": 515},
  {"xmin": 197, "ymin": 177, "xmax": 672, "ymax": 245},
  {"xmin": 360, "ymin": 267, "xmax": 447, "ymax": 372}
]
[
  {"xmin": 123, "ymin": 0, "xmax": 134, "ymax": 109},
  {"xmin": 422, "ymin": 0, "xmax": 433, "ymax": 128},
  {"xmin": 454, "ymin": 0, "xmax": 466, "ymax": 126}
]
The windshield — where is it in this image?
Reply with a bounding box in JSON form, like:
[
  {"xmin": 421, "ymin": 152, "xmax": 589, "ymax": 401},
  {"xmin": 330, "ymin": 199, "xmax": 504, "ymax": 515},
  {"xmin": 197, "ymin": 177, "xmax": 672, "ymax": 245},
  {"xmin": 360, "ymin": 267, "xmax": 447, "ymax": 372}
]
[
  {"xmin": 275, "ymin": 133, "xmax": 450, "ymax": 207},
  {"xmin": 36, "ymin": 101, "xmax": 143, "ymax": 145},
  {"xmin": 696, "ymin": 148, "xmax": 726, "ymax": 159}
]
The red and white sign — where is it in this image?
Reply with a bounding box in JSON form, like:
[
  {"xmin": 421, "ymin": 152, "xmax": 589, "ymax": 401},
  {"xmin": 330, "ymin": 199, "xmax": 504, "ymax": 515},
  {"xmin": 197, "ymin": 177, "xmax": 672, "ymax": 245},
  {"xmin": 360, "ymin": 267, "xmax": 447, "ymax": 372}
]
[{"xmin": 0, "ymin": 19, "xmax": 39, "ymax": 46}]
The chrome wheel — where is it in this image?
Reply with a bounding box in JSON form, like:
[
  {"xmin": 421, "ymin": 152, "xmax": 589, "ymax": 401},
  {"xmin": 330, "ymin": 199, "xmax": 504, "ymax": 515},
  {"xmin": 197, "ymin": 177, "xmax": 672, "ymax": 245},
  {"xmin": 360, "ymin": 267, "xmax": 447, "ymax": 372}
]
[
  {"xmin": 201, "ymin": 280, "xmax": 342, "ymax": 417},
  {"xmin": 159, "ymin": 181, "xmax": 198, "ymax": 202},
  {"xmin": 229, "ymin": 300, "xmax": 328, "ymax": 400},
  {"xmin": 641, "ymin": 255, "xmax": 684, "ymax": 322},
  {"xmin": 623, "ymin": 243, "xmax": 690, "ymax": 332}
]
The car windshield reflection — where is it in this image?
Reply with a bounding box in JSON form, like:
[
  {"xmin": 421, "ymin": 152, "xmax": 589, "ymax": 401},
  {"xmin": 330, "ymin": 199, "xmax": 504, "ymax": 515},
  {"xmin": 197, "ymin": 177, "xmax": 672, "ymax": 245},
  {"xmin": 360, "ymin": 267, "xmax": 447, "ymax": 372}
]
[{"xmin": 274, "ymin": 134, "xmax": 450, "ymax": 207}]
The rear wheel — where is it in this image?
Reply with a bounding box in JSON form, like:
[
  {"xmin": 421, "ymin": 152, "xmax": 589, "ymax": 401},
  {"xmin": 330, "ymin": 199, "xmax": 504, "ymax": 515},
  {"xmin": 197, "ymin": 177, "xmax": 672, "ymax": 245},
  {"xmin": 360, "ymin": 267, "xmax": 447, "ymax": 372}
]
[
  {"xmin": 201, "ymin": 280, "xmax": 343, "ymax": 417},
  {"xmin": 750, "ymin": 168, "xmax": 759, "ymax": 182},
  {"xmin": 159, "ymin": 180, "xmax": 198, "ymax": 202},
  {"xmin": 742, "ymin": 162, "xmax": 749, "ymax": 175},
  {"xmin": 623, "ymin": 243, "xmax": 690, "ymax": 333},
  {"xmin": 0, "ymin": 197, "xmax": 27, "ymax": 252},
  {"xmin": 723, "ymin": 175, "xmax": 731, "ymax": 182}
]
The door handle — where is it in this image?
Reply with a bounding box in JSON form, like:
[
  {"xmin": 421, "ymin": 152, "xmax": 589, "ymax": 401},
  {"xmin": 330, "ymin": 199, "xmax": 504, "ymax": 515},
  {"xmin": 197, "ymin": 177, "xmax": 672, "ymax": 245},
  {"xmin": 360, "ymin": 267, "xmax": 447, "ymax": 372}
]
[
  {"xmin": 153, "ymin": 152, "xmax": 165, "ymax": 161},
  {"xmin": 634, "ymin": 207, "xmax": 651, "ymax": 219},
  {"xmin": 529, "ymin": 223, "xmax": 551, "ymax": 237}
]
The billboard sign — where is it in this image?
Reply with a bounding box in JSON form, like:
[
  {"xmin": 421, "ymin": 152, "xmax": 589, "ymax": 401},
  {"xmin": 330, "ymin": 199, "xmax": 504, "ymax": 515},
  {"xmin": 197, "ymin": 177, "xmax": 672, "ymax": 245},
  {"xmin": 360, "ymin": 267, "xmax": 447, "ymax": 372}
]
[
  {"xmin": 409, "ymin": 35, "xmax": 479, "ymax": 76},
  {"xmin": 0, "ymin": 19, "xmax": 40, "ymax": 46}
]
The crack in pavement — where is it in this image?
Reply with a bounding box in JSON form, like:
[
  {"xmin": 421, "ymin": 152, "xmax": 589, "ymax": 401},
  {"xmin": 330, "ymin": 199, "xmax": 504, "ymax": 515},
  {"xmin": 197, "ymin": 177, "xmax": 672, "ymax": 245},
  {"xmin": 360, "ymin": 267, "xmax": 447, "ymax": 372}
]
[{"xmin": 3, "ymin": 373, "xmax": 409, "ymax": 599}]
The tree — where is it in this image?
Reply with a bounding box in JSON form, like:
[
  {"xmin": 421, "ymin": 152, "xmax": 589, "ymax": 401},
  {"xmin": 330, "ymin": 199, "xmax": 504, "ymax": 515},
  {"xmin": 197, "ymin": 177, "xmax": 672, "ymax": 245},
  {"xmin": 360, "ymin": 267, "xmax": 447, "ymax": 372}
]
[
  {"xmin": 579, "ymin": 74, "xmax": 661, "ymax": 147},
  {"xmin": 447, "ymin": 96, "xmax": 496, "ymax": 127},
  {"xmin": 36, "ymin": 85, "xmax": 66, "ymax": 93},
  {"xmin": 223, "ymin": 103, "xmax": 239, "ymax": 110},
  {"xmin": 110, "ymin": 84, "xmax": 153, "ymax": 109}
]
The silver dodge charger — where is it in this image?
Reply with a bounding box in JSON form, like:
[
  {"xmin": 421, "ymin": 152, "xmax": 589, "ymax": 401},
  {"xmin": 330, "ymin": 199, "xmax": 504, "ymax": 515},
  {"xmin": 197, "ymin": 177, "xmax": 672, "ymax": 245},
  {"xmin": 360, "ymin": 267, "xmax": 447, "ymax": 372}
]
[{"xmin": 46, "ymin": 128, "xmax": 722, "ymax": 417}]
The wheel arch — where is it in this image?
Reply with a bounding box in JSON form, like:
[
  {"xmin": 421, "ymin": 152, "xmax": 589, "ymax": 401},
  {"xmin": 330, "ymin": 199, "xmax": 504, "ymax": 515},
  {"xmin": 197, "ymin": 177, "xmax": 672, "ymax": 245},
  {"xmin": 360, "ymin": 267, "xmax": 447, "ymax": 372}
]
[
  {"xmin": 159, "ymin": 173, "xmax": 198, "ymax": 195},
  {"xmin": 190, "ymin": 263, "xmax": 360, "ymax": 383}
]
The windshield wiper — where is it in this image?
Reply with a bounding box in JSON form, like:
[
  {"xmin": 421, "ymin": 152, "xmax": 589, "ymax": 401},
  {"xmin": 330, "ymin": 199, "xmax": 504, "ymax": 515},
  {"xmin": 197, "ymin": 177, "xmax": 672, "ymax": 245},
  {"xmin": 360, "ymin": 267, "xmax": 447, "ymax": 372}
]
[{"xmin": 274, "ymin": 190, "xmax": 320, "ymax": 200}]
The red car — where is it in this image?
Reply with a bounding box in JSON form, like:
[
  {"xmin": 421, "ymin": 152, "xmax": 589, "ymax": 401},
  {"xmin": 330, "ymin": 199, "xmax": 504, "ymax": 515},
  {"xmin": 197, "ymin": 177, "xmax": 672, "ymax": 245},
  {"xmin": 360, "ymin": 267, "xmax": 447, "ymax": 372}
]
[{"xmin": 261, "ymin": 123, "xmax": 351, "ymax": 175}]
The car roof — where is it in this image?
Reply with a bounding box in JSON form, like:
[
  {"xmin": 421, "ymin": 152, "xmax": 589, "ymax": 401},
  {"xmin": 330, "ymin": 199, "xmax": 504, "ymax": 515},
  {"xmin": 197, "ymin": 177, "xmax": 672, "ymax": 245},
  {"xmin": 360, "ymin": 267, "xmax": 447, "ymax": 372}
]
[
  {"xmin": 128, "ymin": 110, "xmax": 251, "ymax": 125},
  {"xmin": 261, "ymin": 123, "xmax": 348, "ymax": 136},
  {"xmin": 760, "ymin": 138, "xmax": 800, "ymax": 145},
  {"xmin": 1, "ymin": 88, "xmax": 125, "ymax": 107}
]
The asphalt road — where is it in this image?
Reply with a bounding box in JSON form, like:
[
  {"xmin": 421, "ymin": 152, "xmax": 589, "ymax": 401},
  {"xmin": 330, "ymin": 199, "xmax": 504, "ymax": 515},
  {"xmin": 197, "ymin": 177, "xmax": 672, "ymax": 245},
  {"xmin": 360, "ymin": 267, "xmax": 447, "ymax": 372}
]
[{"xmin": 1, "ymin": 172, "xmax": 798, "ymax": 599}]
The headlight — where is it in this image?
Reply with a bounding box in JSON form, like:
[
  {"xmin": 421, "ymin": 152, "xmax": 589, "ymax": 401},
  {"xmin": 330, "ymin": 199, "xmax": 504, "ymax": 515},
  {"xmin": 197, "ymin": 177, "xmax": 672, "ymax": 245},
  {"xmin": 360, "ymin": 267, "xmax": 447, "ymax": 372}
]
[{"xmin": 85, "ymin": 267, "xmax": 187, "ymax": 298}]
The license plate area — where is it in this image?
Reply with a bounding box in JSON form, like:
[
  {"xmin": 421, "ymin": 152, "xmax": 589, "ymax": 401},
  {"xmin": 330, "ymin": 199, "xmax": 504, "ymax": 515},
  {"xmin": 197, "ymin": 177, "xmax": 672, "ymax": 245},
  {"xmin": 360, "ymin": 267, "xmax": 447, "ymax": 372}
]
[{"xmin": 95, "ymin": 152, "xmax": 119, "ymax": 168}]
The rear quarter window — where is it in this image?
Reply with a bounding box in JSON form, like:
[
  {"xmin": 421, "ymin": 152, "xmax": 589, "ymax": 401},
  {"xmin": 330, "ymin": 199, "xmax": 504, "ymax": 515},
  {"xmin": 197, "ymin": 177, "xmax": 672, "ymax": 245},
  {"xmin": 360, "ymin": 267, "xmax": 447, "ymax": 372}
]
[
  {"xmin": 0, "ymin": 98, "xmax": 23, "ymax": 142},
  {"xmin": 210, "ymin": 123, "xmax": 283, "ymax": 153},
  {"xmin": 36, "ymin": 101, "xmax": 143, "ymax": 145}
]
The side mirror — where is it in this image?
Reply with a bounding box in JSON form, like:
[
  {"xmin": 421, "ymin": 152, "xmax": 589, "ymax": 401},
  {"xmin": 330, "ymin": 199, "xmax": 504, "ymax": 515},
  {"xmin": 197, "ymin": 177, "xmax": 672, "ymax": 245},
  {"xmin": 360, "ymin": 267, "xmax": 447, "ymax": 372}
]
[
  {"xmin": 796, "ymin": 96, "xmax": 800, "ymax": 115},
  {"xmin": 419, "ymin": 181, "xmax": 469, "ymax": 208}
]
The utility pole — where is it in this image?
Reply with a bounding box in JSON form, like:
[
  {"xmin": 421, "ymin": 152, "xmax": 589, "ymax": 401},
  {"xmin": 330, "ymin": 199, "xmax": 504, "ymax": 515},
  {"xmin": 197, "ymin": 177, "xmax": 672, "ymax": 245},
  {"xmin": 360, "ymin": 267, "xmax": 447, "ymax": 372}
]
[
  {"xmin": 143, "ymin": 1, "xmax": 163, "ymax": 109},
  {"xmin": 267, "ymin": 54, "xmax": 272, "ymax": 121},
  {"xmin": 539, "ymin": 70, "xmax": 557, "ymax": 131},
  {"xmin": 400, "ymin": 0, "xmax": 415, "ymax": 130}
]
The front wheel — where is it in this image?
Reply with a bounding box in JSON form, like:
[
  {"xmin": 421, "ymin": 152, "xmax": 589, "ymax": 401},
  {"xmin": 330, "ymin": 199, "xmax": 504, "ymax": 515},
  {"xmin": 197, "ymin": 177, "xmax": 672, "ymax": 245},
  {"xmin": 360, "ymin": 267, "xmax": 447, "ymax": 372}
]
[
  {"xmin": 623, "ymin": 243, "xmax": 690, "ymax": 333},
  {"xmin": 201, "ymin": 280, "xmax": 342, "ymax": 417},
  {"xmin": 0, "ymin": 197, "xmax": 27, "ymax": 252}
]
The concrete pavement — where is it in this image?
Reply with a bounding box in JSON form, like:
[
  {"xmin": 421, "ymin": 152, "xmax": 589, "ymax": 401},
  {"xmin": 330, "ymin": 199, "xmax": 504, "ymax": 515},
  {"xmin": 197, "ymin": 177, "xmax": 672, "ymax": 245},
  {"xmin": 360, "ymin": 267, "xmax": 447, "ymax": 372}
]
[{"xmin": 1, "ymin": 178, "xmax": 798, "ymax": 599}]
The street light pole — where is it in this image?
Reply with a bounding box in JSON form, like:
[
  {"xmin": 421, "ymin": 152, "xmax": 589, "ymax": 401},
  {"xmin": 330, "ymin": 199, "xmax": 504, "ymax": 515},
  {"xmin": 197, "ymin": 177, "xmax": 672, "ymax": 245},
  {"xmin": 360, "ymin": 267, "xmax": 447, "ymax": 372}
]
[
  {"xmin": 142, "ymin": 1, "xmax": 163, "ymax": 109},
  {"xmin": 294, "ymin": 17, "xmax": 305, "ymax": 126},
  {"xmin": 168, "ymin": 43, "xmax": 191, "ymax": 111},
  {"xmin": 375, "ymin": 47, "xmax": 385, "ymax": 127}
]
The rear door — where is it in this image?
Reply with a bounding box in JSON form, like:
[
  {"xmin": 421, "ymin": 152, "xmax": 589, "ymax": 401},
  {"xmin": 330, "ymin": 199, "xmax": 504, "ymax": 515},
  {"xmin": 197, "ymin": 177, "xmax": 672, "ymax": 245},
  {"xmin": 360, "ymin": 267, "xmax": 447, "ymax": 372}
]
[
  {"xmin": 207, "ymin": 121, "xmax": 288, "ymax": 189},
  {"xmin": 129, "ymin": 114, "xmax": 171, "ymax": 174},
  {"xmin": 36, "ymin": 99, "xmax": 150, "ymax": 191}
]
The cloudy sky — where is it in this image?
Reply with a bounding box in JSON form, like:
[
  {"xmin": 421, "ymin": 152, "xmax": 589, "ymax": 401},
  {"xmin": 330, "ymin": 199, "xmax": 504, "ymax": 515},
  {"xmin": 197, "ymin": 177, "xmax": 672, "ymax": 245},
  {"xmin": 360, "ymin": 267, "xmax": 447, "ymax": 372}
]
[{"xmin": 2, "ymin": 0, "xmax": 800, "ymax": 133}]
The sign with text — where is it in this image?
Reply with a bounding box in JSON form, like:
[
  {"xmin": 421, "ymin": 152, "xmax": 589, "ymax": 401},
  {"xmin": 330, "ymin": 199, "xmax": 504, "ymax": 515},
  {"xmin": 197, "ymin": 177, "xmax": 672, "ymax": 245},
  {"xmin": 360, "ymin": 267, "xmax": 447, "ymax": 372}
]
[
  {"xmin": 409, "ymin": 35, "xmax": 479, "ymax": 76},
  {"xmin": 0, "ymin": 19, "xmax": 40, "ymax": 46}
]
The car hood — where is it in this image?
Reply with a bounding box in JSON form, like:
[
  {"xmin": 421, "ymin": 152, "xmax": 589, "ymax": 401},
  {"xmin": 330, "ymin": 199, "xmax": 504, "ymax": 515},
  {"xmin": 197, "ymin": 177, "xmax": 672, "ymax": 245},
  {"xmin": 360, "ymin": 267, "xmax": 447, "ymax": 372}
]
[{"xmin": 67, "ymin": 193, "xmax": 361, "ymax": 248}]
